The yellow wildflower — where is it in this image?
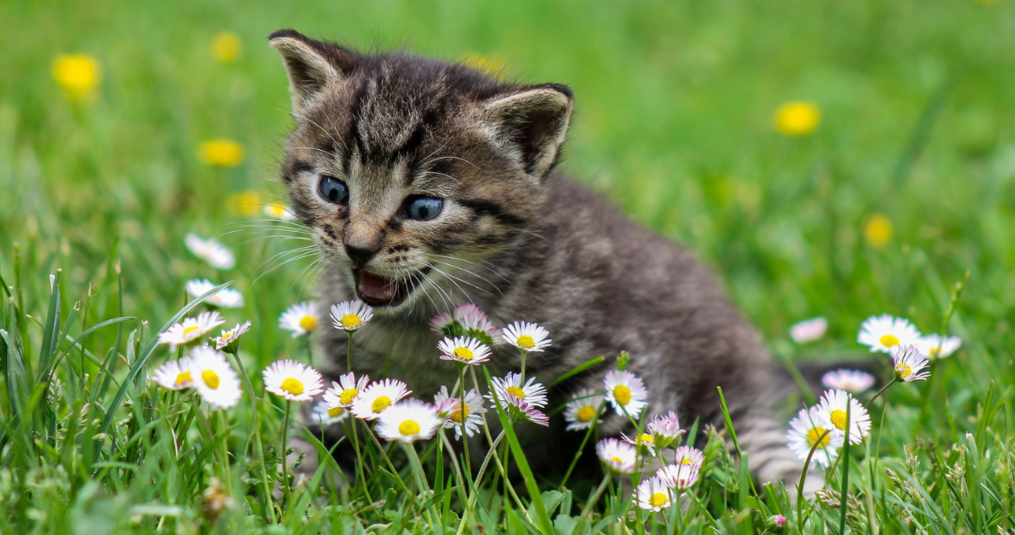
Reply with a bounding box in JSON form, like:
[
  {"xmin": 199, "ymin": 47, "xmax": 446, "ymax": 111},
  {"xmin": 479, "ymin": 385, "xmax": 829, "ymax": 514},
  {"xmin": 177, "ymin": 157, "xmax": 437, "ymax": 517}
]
[
  {"xmin": 773, "ymin": 101, "xmax": 821, "ymax": 137},
  {"xmin": 863, "ymin": 213, "xmax": 893, "ymax": 248},
  {"xmin": 461, "ymin": 52, "xmax": 507, "ymax": 77},
  {"xmin": 198, "ymin": 139, "xmax": 245, "ymax": 167},
  {"xmin": 211, "ymin": 32, "xmax": 242, "ymax": 64},
  {"xmin": 51, "ymin": 54, "xmax": 101, "ymax": 103},
  {"xmin": 227, "ymin": 191, "xmax": 263, "ymax": 216}
]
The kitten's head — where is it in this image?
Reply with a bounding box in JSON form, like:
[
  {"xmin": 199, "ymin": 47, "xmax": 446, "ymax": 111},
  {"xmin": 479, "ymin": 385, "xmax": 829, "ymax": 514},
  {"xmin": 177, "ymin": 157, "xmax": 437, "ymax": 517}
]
[{"xmin": 269, "ymin": 30, "xmax": 573, "ymax": 312}]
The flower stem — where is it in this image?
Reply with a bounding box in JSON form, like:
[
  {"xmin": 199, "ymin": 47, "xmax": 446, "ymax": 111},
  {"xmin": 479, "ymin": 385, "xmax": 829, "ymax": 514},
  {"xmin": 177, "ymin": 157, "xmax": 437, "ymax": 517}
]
[
  {"xmin": 558, "ymin": 399, "xmax": 607, "ymax": 491},
  {"xmin": 455, "ymin": 431, "xmax": 505, "ymax": 535},
  {"xmin": 864, "ymin": 378, "xmax": 897, "ymax": 410},
  {"xmin": 579, "ymin": 473, "xmax": 612, "ymax": 520},
  {"xmin": 226, "ymin": 352, "xmax": 275, "ymax": 523},
  {"xmin": 344, "ymin": 417, "xmax": 372, "ymax": 504},
  {"xmin": 281, "ymin": 401, "xmax": 292, "ymax": 509},
  {"xmin": 796, "ymin": 428, "xmax": 830, "ymax": 526},
  {"xmin": 305, "ymin": 333, "xmax": 314, "ymax": 366},
  {"xmin": 346, "ymin": 330, "xmax": 354, "ymax": 373},
  {"xmin": 458, "ymin": 366, "xmax": 472, "ymax": 478},
  {"xmin": 519, "ymin": 350, "xmax": 528, "ymax": 381},
  {"xmin": 403, "ymin": 443, "xmax": 437, "ymax": 530}
]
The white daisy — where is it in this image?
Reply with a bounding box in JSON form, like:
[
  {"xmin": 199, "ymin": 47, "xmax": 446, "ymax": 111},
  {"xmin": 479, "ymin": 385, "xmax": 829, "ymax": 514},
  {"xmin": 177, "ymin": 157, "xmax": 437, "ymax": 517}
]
[
  {"xmin": 603, "ymin": 370, "xmax": 648, "ymax": 417},
  {"xmin": 914, "ymin": 334, "xmax": 961, "ymax": 359},
  {"xmin": 454, "ymin": 304, "xmax": 497, "ymax": 338},
  {"xmin": 892, "ymin": 345, "xmax": 931, "ymax": 382},
  {"xmin": 437, "ymin": 336, "xmax": 492, "ymax": 366},
  {"xmin": 622, "ymin": 432, "xmax": 658, "ymax": 456},
  {"xmin": 375, "ymin": 399, "xmax": 442, "ymax": 444},
  {"xmin": 646, "ymin": 411, "xmax": 685, "ymax": 448},
  {"xmin": 152, "ymin": 357, "xmax": 195, "ymax": 390},
  {"xmin": 501, "ymin": 321, "xmax": 551, "ymax": 352},
  {"xmin": 488, "ymin": 372, "xmax": 547, "ymax": 408},
  {"xmin": 264, "ymin": 202, "xmax": 296, "ymax": 221},
  {"xmin": 494, "ymin": 391, "xmax": 550, "ymax": 427},
  {"xmin": 184, "ymin": 233, "xmax": 236, "ymax": 270},
  {"xmin": 185, "ymin": 279, "xmax": 245, "ymax": 308},
  {"xmin": 656, "ymin": 461, "xmax": 701, "ymax": 490},
  {"xmin": 330, "ymin": 301, "xmax": 373, "ymax": 332},
  {"xmin": 816, "ymin": 389, "xmax": 871, "ymax": 445},
  {"xmin": 434, "ymin": 386, "xmax": 487, "ymax": 439},
  {"xmin": 821, "ymin": 369, "xmax": 876, "ymax": 394},
  {"xmin": 563, "ymin": 389, "xmax": 604, "ymax": 431},
  {"xmin": 787, "ymin": 406, "xmax": 842, "ymax": 468},
  {"xmin": 428, "ymin": 312, "xmax": 455, "ymax": 336},
  {"xmin": 634, "ymin": 477, "xmax": 672, "ymax": 513},
  {"xmin": 158, "ymin": 311, "xmax": 226, "ymax": 350},
  {"xmin": 857, "ymin": 314, "xmax": 921, "ymax": 354},
  {"xmin": 279, "ymin": 302, "xmax": 319, "ymax": 338},
  {"xmin": 672, "ymin": 445, "xmax": 704, "ymax": 469},
  {"xmin": 789, "ymin": 316, "xmax": 827, "ymax": 343},
  {"xmin": 323, "ymin": 372, "xmax": 370, "ymax": 409},
  {"xmin": 190, "ymin": 345, "xmax": 242, "ymax": 410},
  {"xmin": 262, "ymin": 360, "xmax": 324, "ymax": 403},
  {"xmin": 596, "ymin": 437, "xmax": 638, "ymax": 474},
  {"xmin": 351, "ymin": 378, "xmax": 411, "ymax": 421},
  {"xmin": 214, "ymin": 321, "xmax": 251, "ymax": 351},
  {"xmin": 311, "ymin": 398, "xmax": 349, "ymax": 426}
]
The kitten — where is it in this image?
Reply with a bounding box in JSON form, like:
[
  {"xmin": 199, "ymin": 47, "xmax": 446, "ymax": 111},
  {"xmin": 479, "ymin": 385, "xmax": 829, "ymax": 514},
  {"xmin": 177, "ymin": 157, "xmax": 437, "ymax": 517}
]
[{"xmin": 268, "ymin": 29, "xmax": 815, "ymax": 491}]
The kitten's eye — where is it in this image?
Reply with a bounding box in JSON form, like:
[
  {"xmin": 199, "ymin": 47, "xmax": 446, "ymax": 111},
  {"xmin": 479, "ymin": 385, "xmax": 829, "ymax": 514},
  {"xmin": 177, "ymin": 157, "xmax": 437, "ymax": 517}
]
[
  {"xmin": 405, "ymin": 196, "xmax": 444, "ymax": 221},
  {"xmin": 319, "ymin": 175, "xmax": 349, "ymax": 205}
]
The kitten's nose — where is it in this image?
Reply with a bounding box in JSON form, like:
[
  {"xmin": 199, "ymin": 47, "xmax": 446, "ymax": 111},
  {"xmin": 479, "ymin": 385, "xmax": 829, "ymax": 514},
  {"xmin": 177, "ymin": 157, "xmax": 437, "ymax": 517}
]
[{"xmin": 344, "ymin": 242, "xmax": 380, "ymax": 267}]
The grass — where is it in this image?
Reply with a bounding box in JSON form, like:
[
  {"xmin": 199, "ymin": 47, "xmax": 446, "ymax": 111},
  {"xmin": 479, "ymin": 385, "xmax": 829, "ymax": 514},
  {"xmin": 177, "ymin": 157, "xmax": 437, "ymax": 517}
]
[{"xmin": 2, "ymin": 0, "xmax": 1015, "ymax": 532}]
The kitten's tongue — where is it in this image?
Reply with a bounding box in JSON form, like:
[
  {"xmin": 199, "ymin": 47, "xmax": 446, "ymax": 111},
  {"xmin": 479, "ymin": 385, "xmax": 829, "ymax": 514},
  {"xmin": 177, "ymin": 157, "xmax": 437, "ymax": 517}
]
[{"xmin": 358, "ymin": 271, "xmax": 398, "ymax": 303}]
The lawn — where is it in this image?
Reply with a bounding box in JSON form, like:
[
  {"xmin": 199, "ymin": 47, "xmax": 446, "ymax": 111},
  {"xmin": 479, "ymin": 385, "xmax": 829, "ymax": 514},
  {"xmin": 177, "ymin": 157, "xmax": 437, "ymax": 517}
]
[{"xmin": 1, "ymin": 0, "xmax": 1014, "ymax": 533}]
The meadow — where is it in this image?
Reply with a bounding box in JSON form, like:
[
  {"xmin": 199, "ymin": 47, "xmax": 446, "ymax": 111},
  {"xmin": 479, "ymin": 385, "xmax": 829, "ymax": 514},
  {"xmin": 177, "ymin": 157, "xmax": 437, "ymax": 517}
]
[{"xmin": 2, "ymin": 0, "xmax": 1015, "ymax": 533}]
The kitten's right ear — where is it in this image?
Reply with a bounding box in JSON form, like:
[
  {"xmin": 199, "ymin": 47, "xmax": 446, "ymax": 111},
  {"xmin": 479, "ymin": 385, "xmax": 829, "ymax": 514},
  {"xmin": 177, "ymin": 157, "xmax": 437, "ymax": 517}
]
[{"xmin": 268, "ymin": 29, "xmax": 356, "ymax": 110}]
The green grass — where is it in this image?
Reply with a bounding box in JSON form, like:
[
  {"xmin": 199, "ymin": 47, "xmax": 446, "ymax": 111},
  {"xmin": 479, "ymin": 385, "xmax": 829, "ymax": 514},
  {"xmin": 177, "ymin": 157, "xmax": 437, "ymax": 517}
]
[{"xmin": 2, "ymin": 0, "xmax": 1015, "ymax": 532}]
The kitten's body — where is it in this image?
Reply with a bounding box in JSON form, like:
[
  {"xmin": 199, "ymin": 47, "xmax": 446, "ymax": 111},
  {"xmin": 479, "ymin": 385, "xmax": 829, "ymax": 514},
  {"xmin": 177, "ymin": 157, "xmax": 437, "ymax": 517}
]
[{"xmin": 269, "ymin": 30, "xmax": 810, "ymax": 488}]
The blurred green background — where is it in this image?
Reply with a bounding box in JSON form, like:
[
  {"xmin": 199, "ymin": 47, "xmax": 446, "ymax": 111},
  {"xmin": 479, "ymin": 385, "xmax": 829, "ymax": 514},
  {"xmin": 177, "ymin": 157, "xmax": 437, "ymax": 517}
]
[{"xmin": 1, "ymin": 0, "xmax": 1013, "ymax": 365}]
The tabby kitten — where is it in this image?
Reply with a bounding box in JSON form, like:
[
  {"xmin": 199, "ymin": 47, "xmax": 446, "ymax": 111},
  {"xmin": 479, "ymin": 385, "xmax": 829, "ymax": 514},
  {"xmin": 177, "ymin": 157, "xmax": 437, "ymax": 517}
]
[{"xmin": 269, "ymin": 29, "xmax": 813, "ymax": 490}]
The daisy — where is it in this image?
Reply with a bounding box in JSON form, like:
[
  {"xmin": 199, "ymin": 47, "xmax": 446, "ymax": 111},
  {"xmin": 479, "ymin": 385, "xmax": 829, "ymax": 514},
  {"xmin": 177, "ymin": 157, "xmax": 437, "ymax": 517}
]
[
  {"xmin": 672, "ymin": 446, "xmax": 705, "ymax": 470},
  {"xmin": 596, "ymin": 438, "xmax": 638, "ymax": 474},
  {"xmin": 351, "ymin": 378, "xmax": 410, "ymax": 421},
  {"xmin": 264, "ymin": 202, "xmax": 296, "ymax": 221},
  {"xmin": 311, "ymin": 398, "xmax": 348, "ymax": 426},
  {"xmin": 821, "ymin": 369, "xmax": 876, "ymax": 394},
  {"xmin": 857, "ymin": 314, "xmax": 921, "ymax": 354},
  {"xmin": 279, "ymin": 302, "xmax": 319, "ymax": 338},
  {"xmin": 375, "ymin": 399, "xmax": 442, "ymax": 444},
  {"xmin": 158, "ymin": 311, "xmax": 225, "ymax": 350},
  {"xmin": 323, "ymin": 372, "xmax": 370, "ymax": 409},
  {"xmin": 428, "ymin": 312, "xmax": 455, "ymax": 336},
  {"xmin": 190, "ymin": 346, "xmax": 242, "ymax": 410},
  {"xmin": 184, "ymin": 233, "xmax": 236, "ymax": 270},
  {"xmin": 185, "ymin": 279, "xmax": 245, "ymax": 308},
  {"xmin": 789, "ymin": 316, "xmax": 827, "ymax": 343},
  {"xmin": 214, "ymin": 321, "xmax": 251, "ymax": 352},
  {"xmin": 437, "ymin": 336, "xmax": 492, "ymax": 365},
  {"xmin": 488, "ymin": 372, "xmax": 547, "ymax": 408},
  {"xmin": 915, "ymin": 334, "xmax": 961, "ymax": 359},
  {"xmin": 563, "ymin": 389, "xmax": 604, "ymax": 431},
  {"xmin": 497, "ymin": 392, "xmax": 550, "ymax": 427},
  {"xmin": 634, "ymin": 477, "xmax": 672, "ymax": 513},
  {"xmin": 646, "ymin": 411, "xmax": 685, "ymax": 448},
  {"xmin": 501, "ymin": 321, "xmax": 551, "ymax": 352},
  {"xmin": 816, "ymin": 389, "xmax": 871, "ymax": 445},
  {"xmin": 454, "ymin": 304, "xmax": 497, "ymax": 338},
  {"xmin": 787, "ymin": 406, "xmax": 842, "ymax": 467},
  {"xmin": 892, "ymin": 345, "xmax": 931, "ymax": 382},
  {"xmin": 603, "ymin": 370, "xmax": 648, "ymax": 417},
  {"xmin": 657, "ymin": 462, "xmax": 701, "ymax": 490},
  {"xmin": 434, "ymin": 386, "xmax": 487, "ymax": 439},
  {"xmin": 152, "ymin": 357, "xmax": 195, "ymax": 390},
  {"xmin": 262, "ymin": 360, "xmax": 324, "ymax": 403},
  {"xmin": 330, "ymin": 301, "xmax": 373, "ymax": 332},
  {"xmin": 622, "ymin": 432, "xmax": 658, "ymax": 456}
]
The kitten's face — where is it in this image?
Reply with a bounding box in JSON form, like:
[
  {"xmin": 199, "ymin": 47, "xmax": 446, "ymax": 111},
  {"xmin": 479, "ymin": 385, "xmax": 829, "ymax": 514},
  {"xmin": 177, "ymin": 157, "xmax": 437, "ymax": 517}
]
[{"xmin": 271, "ymin": 31, "xmax": 572, "ymax": 313}]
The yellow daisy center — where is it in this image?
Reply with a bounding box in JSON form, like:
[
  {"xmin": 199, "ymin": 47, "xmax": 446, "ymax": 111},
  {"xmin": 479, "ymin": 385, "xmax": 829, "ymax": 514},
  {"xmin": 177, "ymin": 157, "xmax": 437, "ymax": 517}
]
[
  {"xmin": 506, "ymin": 386, "xmax": 526, "ymax": 399},
  {"xmin": 281, "ymin": 377, "xmax": 305, "ymax": 396},
  {"xmin": 829, "ymin": 410, "xmax": 848, "ymax": 431},
  {"xmin": 182, "ymin": 325, "xmax": 201, "ymax": 338},
  {"xmin": 577, "ymin": 405, "xmax": 596, "ymax": 422},
  {"xmin": 202, "ymin": 370, "xmax": 220, "ymax": 389},
  {"xmin": 372, "ymin": 395, "xmax": 392, "ymax": 413},
  {"xmin": 450, "ymin": 404, "xmax": 469, "ymax": 423},
  {"xmin": 221, "ymin": 333, "xmax": 233, "ymax": 342},
  {"xmin": 879, "ymin": 334, "xmax": 900, "ymax": 347},
  {"xmin": 174, "ymin": 371, "xmax": 193, "ymax": 386},
  {"xmin": 649, "ymin": 492, "xmax": 669, "ymax": 508},
  {"xmin": 327, "ymin": 407, "xmax": 345, "ymax": 418},
  {"xmin": 928, "ymin": 347, "xmax": 940, "ymax": 357},
  {"xmin": 341, "ymin": 314, "xmax": 362, "ymax": 329},
  {"xmin": 637, "ymin": 434, "xmax": 654, "ymax": 445},
  {"xmin": 613, "ymin": 385, "xmax": 632, "ymax": 406},
  {"xmin": 807, "ymin": 427, "xmax": 831, "ymax": 447},
  {"xmin": 453, "ymin": 347, "xmax": 474, "ymax": 361},
  {"xmin": 680, "ymin": 457, "xmax": 693, "ymax": 465},
  {"xmin": 399, "ymin": 419, "xmax": 420, "ymax": 436},
  {"xmin": 517, "ymin": 334, "xmax": 535, "ymax": 349},
  {"xmin": 339, "ymin": 388, "xmax": 359, "ymax": 405},
  {"xmin": 610, "ymin": 456, "xmax": 623, "ymax": 465},
  {"xmin": 299, "ymin": 315, "xmax": 318, "ymax": 331},
  {"xmin": 897, "ymin": 364, "xmax": 912, "ymax": 377}
]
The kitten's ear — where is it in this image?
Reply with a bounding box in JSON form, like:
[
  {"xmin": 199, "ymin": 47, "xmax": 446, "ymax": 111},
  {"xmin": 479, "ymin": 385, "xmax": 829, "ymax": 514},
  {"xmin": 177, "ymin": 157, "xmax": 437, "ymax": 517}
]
[
  {"xmin": 268, "ymin": 29, "xmax": 356, "ymax": 110},
  {"xmin": 483, "ymin": 84, "xmax": 573, "ymax": 178}
]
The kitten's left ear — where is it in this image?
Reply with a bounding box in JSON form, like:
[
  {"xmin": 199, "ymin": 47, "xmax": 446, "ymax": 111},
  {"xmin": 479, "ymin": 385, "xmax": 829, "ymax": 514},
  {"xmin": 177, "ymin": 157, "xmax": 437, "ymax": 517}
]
[
  {"xmin": 483, "ymin": 84, "xmax": 573, "ymax": 178},
  {"xmin": 268, "ymin": 29, "xmax": 357, "ymax": 110}
]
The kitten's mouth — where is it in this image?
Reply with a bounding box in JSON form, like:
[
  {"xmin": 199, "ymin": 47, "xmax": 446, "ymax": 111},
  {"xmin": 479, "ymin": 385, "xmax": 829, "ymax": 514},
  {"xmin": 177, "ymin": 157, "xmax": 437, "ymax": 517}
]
[{"xmin": 354, "ymin": 268, "xmax": 426, "ymax": 308}]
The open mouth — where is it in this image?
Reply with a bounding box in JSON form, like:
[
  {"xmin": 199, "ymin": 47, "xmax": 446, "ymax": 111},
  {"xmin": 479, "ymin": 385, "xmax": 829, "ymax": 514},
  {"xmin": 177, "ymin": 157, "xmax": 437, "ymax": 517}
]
[{"xmin": 353, "ymin": 268, "xmax": 427, "ymax": 308}]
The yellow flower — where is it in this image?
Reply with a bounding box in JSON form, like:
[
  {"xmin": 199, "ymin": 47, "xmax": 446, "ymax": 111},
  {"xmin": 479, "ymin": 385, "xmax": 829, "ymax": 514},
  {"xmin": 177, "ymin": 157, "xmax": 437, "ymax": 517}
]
[
  {"xmin": 773, "ymin": 101, "xmax": 821, "ymax": 137},
  {"xmin": 198, "ymin": 139, "xmax": 245, "ymax": 167},
  {"xmin": 461, "ymin": 52, "xmax": 507, "ymax": 77},
  {"xmin": 863, "ymin": 213, "xmax": 893, "ymax": 248},
  {"xmin": 228, "ymin": 190, "xmax": 263, "ymax": 216},
  {"xmin": 52, "ymin": 54, "xmax": 101, "ymax": 103},
  {"xmin": 211, "ymin": 32, "xmax": 242, "ymax": 63}
]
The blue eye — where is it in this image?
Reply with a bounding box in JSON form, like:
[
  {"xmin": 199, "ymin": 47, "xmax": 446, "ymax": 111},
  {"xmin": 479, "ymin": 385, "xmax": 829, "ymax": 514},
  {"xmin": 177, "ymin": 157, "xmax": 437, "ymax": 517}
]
[
  {"xmin": 406, "ymin": 196, "xmax": 443, "ymax": 221},
  {"xmin": 319, "ymin": 176, "xmax": 349, "ymax": 205}
]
